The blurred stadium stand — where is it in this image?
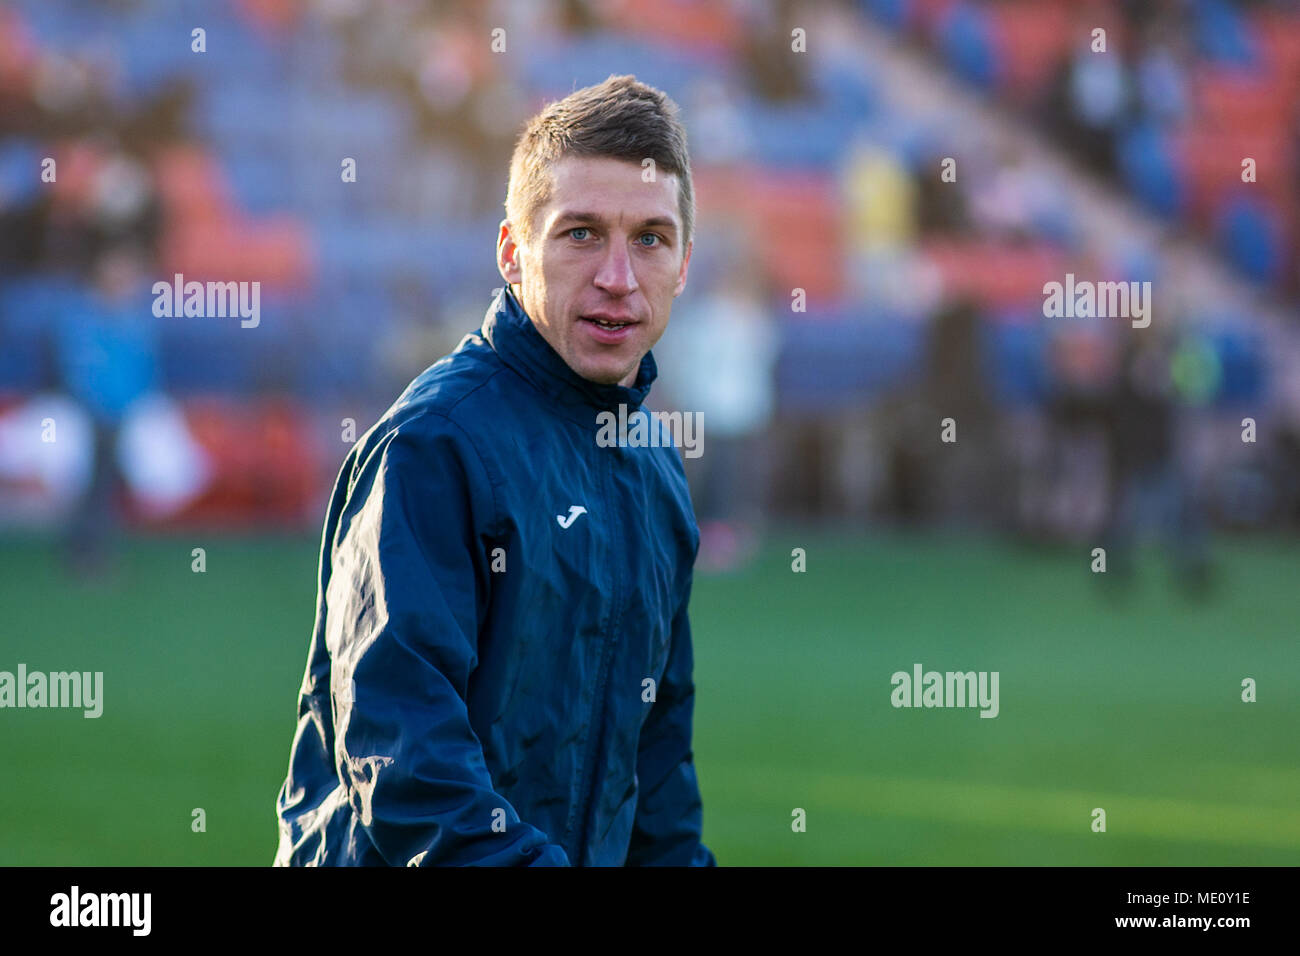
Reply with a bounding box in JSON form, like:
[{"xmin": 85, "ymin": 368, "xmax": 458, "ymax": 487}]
[{"xmin": 1, "ymin": 0, "xmax": 1297, "ymax": 541}]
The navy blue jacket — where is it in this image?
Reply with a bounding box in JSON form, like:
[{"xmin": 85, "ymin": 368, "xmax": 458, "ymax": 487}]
[{"xmin": 274, "ymin": 286, "xmax": 714, "ymax": 866}]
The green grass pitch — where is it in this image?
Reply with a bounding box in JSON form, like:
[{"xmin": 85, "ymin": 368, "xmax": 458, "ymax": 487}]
[{"xmin": 1, "ymin": 531, "xmax": 1296, "ymax": 865}]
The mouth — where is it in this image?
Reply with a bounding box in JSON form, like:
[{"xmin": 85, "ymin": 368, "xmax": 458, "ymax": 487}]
[
  {"xmin": 580, "ymin": 315, "xmax": 638, "ymax": 331},
  {"xmin": 579, "ymin": 314, "xmax": 639, "ymax": 344}
]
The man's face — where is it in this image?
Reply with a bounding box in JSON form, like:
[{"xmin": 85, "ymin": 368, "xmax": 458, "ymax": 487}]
[{"xmin": 497, "ymin": 154, "xmax": 692, "ymax": 387}]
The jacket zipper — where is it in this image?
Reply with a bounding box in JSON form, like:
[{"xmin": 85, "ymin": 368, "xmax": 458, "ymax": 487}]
[{"xmin": 565, "ymin": 443, "xmax": 623, "ymax": 863}]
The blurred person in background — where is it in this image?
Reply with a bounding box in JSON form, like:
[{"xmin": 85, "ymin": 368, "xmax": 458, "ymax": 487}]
[
  {"xmin": 843, "ymin": 137, "xmax": 917, "ymax": 310},
  {"xmin": 1273, "ymin": 347, "xmax": 1300, "ymax": 530},
  {"xmin": 1099, "ymin": 323, "xmax": 1213, "ymax": 594},
  {"xmin": 1039, "ymin": 318, "xmax": 1115, "ymax": 541},
  {"xmin": 1041, "ymin": 6, "xmax": 1131, "ymax": 177},
  {"xmin": 51, "ymin": 244, "xmax": 158, "ymax": 577},
  {"xmin": 922, "ymin": 298, "xmax": 1004, "ymax": 525},
  {"xmin": 661, "ymin": 235, "xmax": 778, "ymax": 571},
  {"xmin": 884, "ymin": 298, "xmax": 1004, "ymax": 528}
]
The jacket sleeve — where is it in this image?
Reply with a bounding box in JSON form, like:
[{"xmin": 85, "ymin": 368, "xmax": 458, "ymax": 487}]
[
  {"xmin": 325, "ymin": 417, "xmax": 570, "ymax": 866},
  {"xmin": 624, "ymin": 571, "xmax": 716, "ymax": 866}
]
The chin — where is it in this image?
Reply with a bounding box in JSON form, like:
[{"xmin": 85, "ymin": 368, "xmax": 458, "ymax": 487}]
[
  {"xmin": 572, "ymin": 359, "xmax": 628, "ymax": 385},
  {"xmin": 583, "ymin": 368, "xmax": 627, "ymax": 386},
  {"xmin": 563, "ymin": 350, "xmax": 618, "ymax": 383}
]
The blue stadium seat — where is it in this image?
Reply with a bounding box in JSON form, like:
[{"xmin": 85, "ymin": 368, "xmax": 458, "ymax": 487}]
[
  {"xmin": 1117, "ymin": 122, "xmax": 1183, "ymax": 217},
  {"xmin": 0, "ymin": 276, "xmax": 82, "ymax": 334},
  {"xmin": 938, "ymin": 3, "xmax": 996, "ymax": 90},
  {"xmin": 1215, "ymin": 195, "xmax": 1283, "ymax": 284},
  {"xmin": 983, "ymin": 316, "xmax": 1049, "ymax": 406},
  {"xmin": 745, "ymin": 99, "xmax": 853, "ymax": 168},
  {"xmin": 1193, "ymin": 0, "xmax": 1262, "ymax": 67},
  {"xmin": 776, "ymin": 312, "xmax": 924, "ymax": 412},
  {"xmin": 1207, "ymin": 326, "xmax": 1265, "ymax": 404},
  {"xmin": 0, "ymin": 141, "xmax": 44, "ymax": 205},
  {"xmin": 519, "ymin": 32, "xmax": 714, "ymax": 105},
  {"xmin": 860, "ymin": 0, "xmax": 911, "ymax": 31}
]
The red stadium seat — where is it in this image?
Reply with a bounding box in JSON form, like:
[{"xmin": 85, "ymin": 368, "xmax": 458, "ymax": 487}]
[
  {"xmin": 1255, "ymin": 8, "xmax": 1300, "ymax": 87},
  {"xmin": 604, "ymin": 0, "xmax": 742, "ymax": 57},
  {"xmin": 921, "ymin": 238, "xmax": 1069, "ymax": 310},
  {"xmin": 152, "ymin": 145, "xmax": 314, "ymax": 288},
  {"xmin": 1194, "ymin": 68, "xmax": 1291, "ymax": 137},
  {"xmin": 152, "ymin": 145, "xmax": 234, "ymax": 226},
  {"xmin": 912, "ymin": 0, "xmax": 962, "ymax": 37},
  {"xmin": 989, "ymin": 3, "xmax": 1073, "ymax": 100},
  {"xmin": 694, "ymin": 165, "xmax": 846, "ymax": 303},
  {"xmin": 233, "ymin": 0, "xmax": 305, "ymax": 37},
  {"xmin": 1176, "ymin": 126, "xmax": 1293, "ymax": 228},
  {"xmin": 145, "ymin": 398, "xmax": 322, "ymax": 529},
  {"xmin": 164, "ymin": 217, "xmax": 313, "ymax": 289}
]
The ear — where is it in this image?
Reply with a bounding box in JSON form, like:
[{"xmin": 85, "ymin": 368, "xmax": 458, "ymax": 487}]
[
  {"xmin": 496, "ymin": 219, "xmax": 524, "ymax": 286},
  {"xmin": 672, "ymin": 239, "xmax": 693, "ymax": 298}
]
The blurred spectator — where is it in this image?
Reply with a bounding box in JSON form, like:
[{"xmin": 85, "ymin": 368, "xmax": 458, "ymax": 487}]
[
  {"xmin": 689, "ymin": 76, "xmax": 753, "ymax": 166},
  {"xmin": 659, "ymin": 241, "xmax": 778, "ymax": 572},
  {"xmin": 844, "ymin": 138, "xmax": 918, "ymax": 309},
  {"xmin": 52, "ymin": 245, "xmax": 158, "ymax": 575},
  {"xmin": 1134, "ymin": 23, "xmax": 1191, "ymax": 127},
  {"xmin": 883, "ymin": 299, "xmax": 1005, "ymax": 527},
  {"xmin": 737, "ymin": 0, "xmax": 810, "ymax": 103},
  {"xmin": 1036, "ymin": 314, "xmax": 1117, "ymax": 540},
  {"xmin": 1042, "ymin": 16, "xmax": 1133, "ymax": 177},
  {"xmin": 1099, "ymin": 325, "xmax": 1213, "ymax": 593}
]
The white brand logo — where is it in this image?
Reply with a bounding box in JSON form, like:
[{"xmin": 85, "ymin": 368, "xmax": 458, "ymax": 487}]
[{"xmin": 556, "ymin": 506, "xmax": 587, "ymax": 529}]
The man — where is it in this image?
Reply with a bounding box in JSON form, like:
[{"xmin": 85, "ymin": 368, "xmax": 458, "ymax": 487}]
[
  {"xmin": 274, "ymin": 75, "xmax": 715, "ymax": 866},
  {"xmin": 54, "ymin": 246, "xmax": 159, "ymax": 577}
]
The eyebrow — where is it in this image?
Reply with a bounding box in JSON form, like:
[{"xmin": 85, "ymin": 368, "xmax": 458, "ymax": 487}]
[{"xmin": 554, "ymin": 211, "xmax": 679, "ymax": 234}]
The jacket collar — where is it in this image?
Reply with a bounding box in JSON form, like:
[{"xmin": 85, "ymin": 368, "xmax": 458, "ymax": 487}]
[{"xmin": 483, "ymin": 285, "xmax": 657, "ymax": 419}]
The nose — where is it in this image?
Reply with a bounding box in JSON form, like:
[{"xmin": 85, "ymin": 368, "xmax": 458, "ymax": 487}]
[{"xmin": 593, "ymin": 238, "xmax": 638, "ymax": 297}]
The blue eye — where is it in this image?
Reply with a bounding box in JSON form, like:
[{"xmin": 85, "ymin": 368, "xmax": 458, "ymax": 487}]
[
  {"xmin": 569, "ymin": 227, "xmax": 590, "ymax": 240},
  {"xmin": 637, "ymin": 233, "xmax": 661, "ymax": 247}
]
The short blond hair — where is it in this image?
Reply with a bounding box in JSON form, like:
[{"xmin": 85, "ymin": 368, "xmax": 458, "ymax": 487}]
[{"xmin": 504, "ymin": 74, "xmax": 694, "ymax": 249}]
